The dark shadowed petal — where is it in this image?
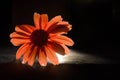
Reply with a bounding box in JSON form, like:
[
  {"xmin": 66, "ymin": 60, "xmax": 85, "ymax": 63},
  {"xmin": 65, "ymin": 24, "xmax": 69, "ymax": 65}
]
[
  {"xmin": 50, "ymin": 35, "xmax": 74, "ymax": 46},
  {"xmin": 45, "ymin": 16, "xmax": 62, "ymax": 30},
  {"xmin": 48, "ymin": 21, "xmax": 72, "ymax": 34},
  {"xmin": 49, "ymin": 25, "xmax": 72, "ymax": 34},
  {"xmin": 48, "ymin": 42, "xmax": 69, "ymax": 55},
  {"xmin": 59, "ymin": 44, "xmax": 70, "ymax": 55},
  {"xmin": 15, "ymin": 25, "xmax": 35, "ymax": 35}
]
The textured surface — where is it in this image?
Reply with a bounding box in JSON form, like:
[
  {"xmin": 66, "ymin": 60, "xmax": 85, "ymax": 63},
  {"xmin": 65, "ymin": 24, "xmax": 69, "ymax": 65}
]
[
  {"xmin": 0, "ymin": 47, "xmax": 118, "ymax": 80},
  {"xmin": 0, "ymin": 47, "xmax": 113, "ymax": 64}
]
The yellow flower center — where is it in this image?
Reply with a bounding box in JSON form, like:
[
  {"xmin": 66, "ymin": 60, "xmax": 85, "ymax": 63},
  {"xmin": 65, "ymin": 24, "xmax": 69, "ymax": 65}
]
[{"xmin": 30, "ymin": 30, "xmax": 49, "ymax": 47}]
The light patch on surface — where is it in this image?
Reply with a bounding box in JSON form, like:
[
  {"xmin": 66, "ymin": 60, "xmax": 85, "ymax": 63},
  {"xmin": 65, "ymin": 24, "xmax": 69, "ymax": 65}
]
[
  {"xmin": 0, "ymin": 48, "xmax": 112, "ymax": 64},
  {"xmin": 56, "ymin": 49, "xmax": 111, "ymax": 64},
  {"xmin": 22, "ymin": 60, "xmax": 26, "ymax": 64},
  {"xmin": 56, "ymin": 49, "xmax": 85, "ymax": 64},
  {"xmin": 56, "ymin": 53, "xmax": 67, "ymax": 63}
]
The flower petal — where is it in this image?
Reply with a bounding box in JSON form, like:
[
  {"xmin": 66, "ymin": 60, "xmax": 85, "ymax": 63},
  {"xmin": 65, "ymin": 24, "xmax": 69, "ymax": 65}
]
[
  {"xmin": 44, "ymin": 45, "xmax": 58, "ymax": 65},
  {"xmin": 41, "ymin": 14, "xmax": 48, "ymax": 30},
  {"xmin": 57, "ymin": 21, "xmax": 69, "ymax": 25},
  {"xmin": 59, "ymin": 44, "xmax": 70, "ymax": 55},
  {"xmin": 16, "ymin": 43, "xmax": 30, "ymax": 60},
  {"xmin": 10, "ymin": 38, "xmax": 31, "ymax": 46},
  {"xmin": 28, "ymin": 46, "xmax": 38, "ymax": 66},
  {"xmin": 50, "ymin": 35, "xmax": 74, "ymax": 46},
  {"xmin": 33, "ymin": 12, "xmax": 41, "ymax": 29},
  {"xmin": 15, "ymin": 25, "xmax": 35, "ymax": 35},
  {"xmin": 22, "ymin": 45, "xmax": 33, "ymax": 64},
  {"xmin": 10, "ymin": 32, "xmax": 29, "ymax": 39},
  {"xmin": 38, "ymin": 48, "xmax": 47, "ymax": 66},
  {"xmin": 48, "ymin": 42, "xmax": 69, "ymax": 55},
  {"xmin": 49, "ymin": 25, "xmax": 72, "ymax": 34},
  {"xmin": 45, "ymin": 16, "xmax": 62, "ymax": 30},
  {"xmin": 48, "ymin": 21, "xmax": 72, "ymax": 34}
]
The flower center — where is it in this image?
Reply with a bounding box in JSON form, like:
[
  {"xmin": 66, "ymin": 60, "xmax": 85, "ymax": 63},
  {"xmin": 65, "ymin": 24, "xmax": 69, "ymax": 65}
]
[{"xmin": 30, "ymin": 30, "xmax": 49, "ymax": 47}]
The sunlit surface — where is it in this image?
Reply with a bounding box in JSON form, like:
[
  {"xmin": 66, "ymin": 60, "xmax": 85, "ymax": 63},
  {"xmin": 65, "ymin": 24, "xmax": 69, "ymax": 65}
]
[
  {"xmin": 0, "ymin": 47, "xmax": 116, "ymax": 80},
  {"xmin": 56, "ymin": 53, "xmax": 65, "ymax": 63},
  {"xmin": 0, "ymin": 48, "xmax": 113, "ymax": 64},
  {"xmin": 56, "ymin": 49, "xmax": 111, "ymax": 64}
]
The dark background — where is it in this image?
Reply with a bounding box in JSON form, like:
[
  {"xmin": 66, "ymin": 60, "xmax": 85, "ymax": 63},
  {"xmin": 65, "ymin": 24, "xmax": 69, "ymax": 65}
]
[
  {"xmin": 0, "ymin": 0, "xmax": 120, "ymax": 79},
  {"xmin": 0, "ymin": 0, "xmax": 119, "ymax": 61}
]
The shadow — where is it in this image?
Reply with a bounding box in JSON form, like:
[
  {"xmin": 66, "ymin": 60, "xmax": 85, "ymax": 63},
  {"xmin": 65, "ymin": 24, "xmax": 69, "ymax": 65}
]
[{"xmin": 0, "ymin": 61, "xmax": 118, "ymax": 80}]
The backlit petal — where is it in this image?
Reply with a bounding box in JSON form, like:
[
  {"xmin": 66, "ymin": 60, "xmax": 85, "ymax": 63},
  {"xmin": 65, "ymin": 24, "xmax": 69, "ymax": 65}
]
[
  {"xmin": 44, "ymin": 45, "xmax": 58, "ymax": 65},
  {"xmin": 10, "ymin": 32, "xmax": 29, "ymax": 39},
  {"xmin": 45, "ymin": 16, "xmax": 62, "ymax": 30},
  {"xmin": 50, "ymin": 35, "xmax": 74, "ymax": 46},
  {"xmin": 33, "ymin": 12, "xmax": 41, "ymax": 29},
  {"xmin": 59, "ymin": 44, "xmax": 70, "ymax": 55},
  {"xmin": 28, "ymin": 46, "xmax": 38, "ymax": 66},
  {"xmin": 41, "ymin": 14, "xmax": 48, "ymax": 30},
  {"xmin": 49, "ymin": 25, "xmax": 72, "ymax": 34},
  {"xmin": 57, "ymin": 21, "xmax": 69, "ymax": 25},
  {"xmin": 48, "ymin": 21, "xmax": 72, "ymax": 34},
  {"xmin": 15, "ymin": 25, "xmax": 35, "ymax": 35},
  {"xmin": 48, "ymin": 42, "xmax": 69, "ymax": 55},
  {"xmin": 10, "ymin": 38, "xmax": 31, "ymax": 46},
  {"xmin": 22, "ymin": 45, "xmax": 33, "ymax": 64},
  {"xmin": 38, "ymin": 48, "xmax": 47, "ymax": 66},
  {"xmin": 16, "ymin": 43, "xmax": 30, "ymax": 60}
]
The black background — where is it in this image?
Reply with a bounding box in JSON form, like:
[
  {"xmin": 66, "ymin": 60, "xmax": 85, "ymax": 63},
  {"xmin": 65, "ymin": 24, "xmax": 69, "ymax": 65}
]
[
  {"xmin": 0, "ymin": 0, "xmax": 120, "ymax": 61},
  {"xmin": 0, "ymin": 0, "xmax": 120, "ymax": 80}
]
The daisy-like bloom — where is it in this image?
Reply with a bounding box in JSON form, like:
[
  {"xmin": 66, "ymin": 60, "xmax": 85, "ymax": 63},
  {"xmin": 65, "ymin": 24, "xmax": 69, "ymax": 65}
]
[{"xmin": 10, "ymin": 12, "xmax": 74, "ymax": 66}]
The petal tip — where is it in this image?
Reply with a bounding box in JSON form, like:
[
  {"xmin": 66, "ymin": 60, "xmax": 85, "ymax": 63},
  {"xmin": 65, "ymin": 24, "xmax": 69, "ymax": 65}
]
[
  {"xmin": 9, "ymin": 33, "xmax": 13, "ymax": 38},
  {"xmin": 34, "ymin": 12, "xmax": 39, "ymax": 15},
  {"xmin": 41, "ymin": 63, "xmax": 47, "ymax": 66}
]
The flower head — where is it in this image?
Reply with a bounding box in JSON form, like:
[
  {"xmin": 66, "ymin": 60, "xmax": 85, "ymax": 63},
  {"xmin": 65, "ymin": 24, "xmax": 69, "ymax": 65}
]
[{"xmin": 10, "ymin": 12, "xmax": 74, "ymax": 66}]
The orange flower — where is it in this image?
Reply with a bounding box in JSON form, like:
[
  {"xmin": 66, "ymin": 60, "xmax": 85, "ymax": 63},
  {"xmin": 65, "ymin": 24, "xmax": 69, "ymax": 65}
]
[{"xmin": 10, "ymin": 12, "xmax": 74, "ymax": 66}]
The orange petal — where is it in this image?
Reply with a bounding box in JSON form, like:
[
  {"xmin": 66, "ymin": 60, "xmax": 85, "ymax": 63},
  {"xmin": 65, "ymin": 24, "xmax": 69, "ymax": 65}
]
[
  {"xmin": 15, "ymin": 25, "xmax": 35, "ymax": 35},
  {"xmin": 33, "ymin": 12, "xmax": 41, "ymax": 29},
  {"xmin": 38, "ymin": 48, "xmax": 47, "ymax": 66},
  {"xmin": 28, "ymin": 46, "xmax": 38, "ymax": 66},
  {"xmin": 47, "ymin": 20, "xmax": 72, "ymax": 34},
  {"xmin": 49, "ymin": 25, "xmax": 72, "ymax": 34},
  {"xmin": 16, "ymin": 43, "xmax": 30, "ymax": 60},
  {"xmin": 41, "ymin": 14, "xmax": 48, "ymax": 30},
  {"xmin": 44, "ymin": 45, "xmax": 58, "ymax": 65},
  {"xmin": 48, "ymin": 42, "xmax": 69, "ymax": 55},
  {"xmin": 57, "ymin": 21, "xmax": 69, "ymax": 25},
  {"xmin": 22, "ymin": 45, "xmax": 33, "ymax": 64},
  {"xmin": 50, "ymin": 35, "xmax": 74, "ymax": 46},
  {"xmin": 10, "ymin": 32, "xmax": 29, "ymax": 39},
  {"xmin": 10, "ymin": 38, "xmax": 31, "ymax": 46},
  {"xmin": 59, "ymin": 44, "xmax": 70, "ymax": 55},
  {"xmin": 45, "ymin": 16, "xmax": 62, "ymax": 30}
]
